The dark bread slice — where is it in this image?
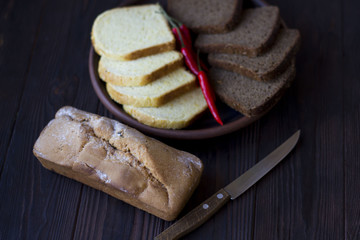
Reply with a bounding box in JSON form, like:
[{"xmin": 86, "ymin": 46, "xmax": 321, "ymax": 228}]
[
  {"xmin": 195, "ymin": 6, "xmax": 280, "ymax": 57},
  {"xmin": 208, "ymin": 29, "xmax": 300, "ymax": 81},
  {"xmin": 209, "ymin": 61, "xmax": 296, "ymax": 117},
  {"xmin": 167, "ymin": 0, "xmax": 243, "ymax": 34}
]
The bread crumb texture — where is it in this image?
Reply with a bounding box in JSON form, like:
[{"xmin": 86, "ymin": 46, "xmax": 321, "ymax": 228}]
[
  {"xmin": 107, "ymin": 68, "xmax": 197, "ymax": 107},
  {"xmin": 208, "ymin": 29, "xmax": 300, "ymax": 80},
  {"xmin": 209, "ymin": 62, "xmax": 296, "ymax": 117},
  {"xmin": 123, "ymin": 88, "xmax": 208, "ymax": 129},
  {"xmin": 92, "ymin": 4, "xmax": 175, "ymax": 60},
  {"xmin": 195, "ymin": 6, "xmax": 280, "ymax": 56},
  {"xmin": 33, "ymin": 106, "xmax": 203, "ymax": 221},
  {"xmin": 99, "ymin": 51, "xmax": 183, "ymax": 86},
  {"xmin": 167, "ymin": 0, "xmax": 243, "ymax": 33}
]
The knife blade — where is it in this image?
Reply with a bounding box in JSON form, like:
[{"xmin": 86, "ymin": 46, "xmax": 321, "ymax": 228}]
[{"xmin": 155, "ymin": 130, "xmax": 300, "ymax": 240}]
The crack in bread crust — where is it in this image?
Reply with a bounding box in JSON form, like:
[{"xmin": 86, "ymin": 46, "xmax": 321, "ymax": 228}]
[{"xmin": 67, "ymin": 113, "xmax": 170, "ymax": 204}]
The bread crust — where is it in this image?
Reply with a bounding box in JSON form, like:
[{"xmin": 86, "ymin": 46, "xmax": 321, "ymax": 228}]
[
  {"xmin": 167, "ymin": 0, "xmax": 243, "ymax": 34},
  {"xmin": 91, "ymin": 4, "xmax": 176, "ymax": 61},
  {"xmin": 208, "ymin": 29, "xmax": 301, "ymax": 81},
  {"xmin": 123, "ymin": 105, "xmax": 205, "ymax": 129},
  {"xmin": 106, "ymin": 80, "xmax": 197, "ymax": 107},
  {"xmin": 122, "ymin": 88, "xmax": 208, "ymax": 129},
  {"xmin": 92, "ymin": 34, "xmax": 175, "ymax": 61},
  {"xmin": 124, "ymin": 106, "xmax": 189, "ymax": 129},
  {"xmin": 209, "ymin": 61, "xmax": 296, "ymax": 117},
  {"xmin": 196, "ymin": 18, "xmax": 280, "ymax": 57},
  {"xmin": 189, "ymin": 0, "xmax": 243, "ymax": 33},
  {"xmin": 195, "ymin": 6, "xmax": 281, "ymax": 57},
  {"xmin": 244, "ymin": 67, "xmax": 295, "ymax": 116},
  {"xmin": 33, "ymin": 106, "xmax": 203, "ymax": 221},
  {"xmin": 98, "ymin": 54, "xmax": 183, "ymax": 86}
]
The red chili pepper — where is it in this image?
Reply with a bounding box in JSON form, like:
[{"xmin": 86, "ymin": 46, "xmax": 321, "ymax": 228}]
[
  {"xmin": 181, "ymin": 47, "xmax": 199, "ymax": 76},
  {"xmin": 179, "ymin": 24, "xmax": 192, "ymax": 49},
  {"xmin": 172, "ymin": 26, "xmax": 199, "ymax": 75},
  {"xmin": 172, "ymin": 28, "xmax": 181, "ymax": 47},
  {"xmin": 160, "ymin": 7, "xmax": 208, "ymax": 71},
  {"xmin": 172, "ymin": 26, "xmax": 192, "ymax": 50},
  {"xmin": 198, "ymin": 71, "xmax": 223, "ymax": 125},
  {"xmin": 172, "ymin": 26, "xmax": 209, "ymax": 71},
  {"xmin": 198, "ymin": 54, "xmax": 209, "ymax": 72},
  {"xmin": 176, "ymin": 25, "xmax": 209, "ymax": 72},
  {"xmin": 159, "ymin": 8, "xmax": 220, "ymax": 124}
]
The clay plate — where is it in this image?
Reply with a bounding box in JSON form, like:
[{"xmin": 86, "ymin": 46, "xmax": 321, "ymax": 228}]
[{"xmin": 89, "ymin": 0, "xmax": 268, "ymax": 140}]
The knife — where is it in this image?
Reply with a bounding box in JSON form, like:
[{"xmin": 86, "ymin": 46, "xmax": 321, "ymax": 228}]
[{"xmin": 155, "ymin": 130, "xmax": 300, "ymax": 240}]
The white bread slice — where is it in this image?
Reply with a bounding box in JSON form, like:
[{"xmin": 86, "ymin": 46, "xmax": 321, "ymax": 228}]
[
  {"xmin": 123, "ymin": 88, "xmax": 207, "ymax": 129},
  {"xmin": 91, "ymin": 4, "xmax": 175, "ymax": 60},
  {"xmin": 106, "ymin": 68, "xmax": 197, "ymax": 107},
  {"xmin": 99, "ymin": 51, "xmax": 183, "ymax": 86}
]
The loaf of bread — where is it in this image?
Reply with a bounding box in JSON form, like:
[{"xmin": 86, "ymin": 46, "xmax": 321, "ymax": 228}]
[
  {"xmin": 106, "ymin": 68, "xmax": 197, "ymax": 107},
  {"xmin": 99, "ymin": 51, "xmax": 183, "ymax": 86},
  {"xmin": 33, "ymin": 106, "xmax": 203, "ymax": 221},
  {"xmin": 91, "ymin": 4, "xmax": 175, "ymax": 60}
]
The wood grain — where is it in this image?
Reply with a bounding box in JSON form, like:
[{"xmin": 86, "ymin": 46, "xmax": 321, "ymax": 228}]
[
  {"xmin": 163, "ymin": 123, "xmax": 261, "ymax": 239},
  {"xmin": 0, "ymin": 0, "xmax": 360, "ymax": 239},
  {"xmin": 343, "ymin": 0, "xmax": 360, "ymax": 239},
  {"xmin": 155, "ymin": 189, "xmax": 231, "ymax": 240},
  {"xmin": 0, "ymin": 0, "xmax": 119, "ymax": 238},
  {"xmin": 0, "ymin": 0, "xmax": 45, "ymax": 177},
  {"xmin": 255, "ymin": 0, "xmax": 346, "ymax": 239}
]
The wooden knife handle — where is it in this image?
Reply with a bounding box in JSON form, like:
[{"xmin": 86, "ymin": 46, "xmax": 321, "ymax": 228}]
[{"xmin": 155, "ymin": 189, "xmax": 230, "ymax": 240}]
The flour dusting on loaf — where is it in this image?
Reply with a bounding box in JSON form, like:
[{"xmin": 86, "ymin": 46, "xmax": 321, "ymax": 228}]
[{"xmin": 33, "ymin": 106, "xmax": 203, "ymax": 221}]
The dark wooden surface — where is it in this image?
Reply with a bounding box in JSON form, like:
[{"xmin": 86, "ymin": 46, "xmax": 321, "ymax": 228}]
[{"xmin": 0, "ymin": 0, "xmax": 359, "ymax": 239}]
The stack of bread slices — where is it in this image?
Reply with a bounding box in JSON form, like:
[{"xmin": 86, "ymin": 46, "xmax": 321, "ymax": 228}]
[
  {"xmin": 168, "ymin": 1, "xmax": 300, "ymax": 117},
  {"xmin": 91, "ymin": 4, "xmax": 208, "ymax": 129}
]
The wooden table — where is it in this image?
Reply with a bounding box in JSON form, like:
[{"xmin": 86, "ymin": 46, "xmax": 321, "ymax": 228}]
[{"xmin": 1, "ymin": 0, "xmax": 359, "ymax": 239}]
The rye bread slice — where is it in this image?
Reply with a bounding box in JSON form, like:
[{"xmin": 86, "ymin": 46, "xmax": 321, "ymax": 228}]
[
  {"xmin": 167, "ymin": 0, "xmax": 243, "ymax": 33},
  {"xmin": 209, "ymin": 62, "xmax": 296, "ymax": 117},
  {"xmin": 208, "ymin": 29, "xmax": 300, "ymax": 81},
  {"xmin": 195, "ymin": 6, "xmax": 280, "ymax": 57}
]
